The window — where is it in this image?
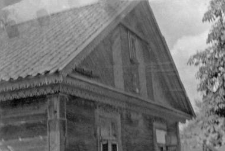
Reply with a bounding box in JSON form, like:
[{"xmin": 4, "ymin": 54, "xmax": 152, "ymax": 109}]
[
  {"xmin": 99, "ymin": 118, "xmax": 119, "ymax": 151},
  {"xmin": 100, "ymin": 117, "xmax": 117, "ymax": 139},
  {"xmin": 96, "ymin": 111, "xmax": 121, "ymax": 151},
  {"xmin": 101, "ymin": 141, "xmax": 118, "ymax": 151},
  {"xmin": 156, "ymin": 129, "xmax": 167, "ymax": 144},
  {"xmin": 111, "ymin": 143, "xmax": 118, "ymax": 151},
  {"xmin": 101, "ymin": 141, "xmax": 108, "ymax": 151},
  {"xmin": 154, "ymin": 122, "xmax": 168, "ymax": 151},
  {"xmin": 156, "ymin": 129, "xmax": 167, "ymax": 151},
  {"xmin": 154, "ymin": 122, "xmax": 178, "ymax": 151}
]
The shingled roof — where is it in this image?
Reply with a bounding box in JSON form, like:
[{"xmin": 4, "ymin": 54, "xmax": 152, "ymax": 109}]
[{"xmin": 0, "ymin": 1, "xmax": 132, "ymax": 81}]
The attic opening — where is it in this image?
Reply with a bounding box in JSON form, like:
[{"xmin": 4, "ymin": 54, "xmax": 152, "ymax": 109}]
[{"xmin": 128, "ymin": 31, "xmax": 138, "ymax": 64}]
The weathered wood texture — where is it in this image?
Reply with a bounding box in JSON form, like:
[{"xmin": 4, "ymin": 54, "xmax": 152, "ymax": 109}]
[
  {"xmin": 152, "ymin": 72, "xmax": 173, "ymax": 107},
  {"xmin": 122, "ymin": 2, "xmax": 191, "ymax": 114},
  {"xmin": 142, "ymin": 44, "xmax": 155, "ymax": 101},
  {"xmin": 65, "ymin": 96, "xmax": 155, "ymax": 151},
  {"xmin": 121, "ymin": 112, "xmax": 154, "ymax": 151},
  {"xmin": 122, "ymin": 2, "xmax": 170, "ymax": 63},
  {"xmin": 66, "ymin": 97, "xmax": 97, "ymax": 151},
  {"xmin": 74, "ymin": 24, "xmax": 152, "ymax": 100},
  {"xmin": 112, "ymin": 26, "xmax": 125, "ymax": 90},
  {"xmin": 0, "ymin": 96, "xmax": 48, "ymax": 151},
  {"xmin": 73, "ymin": 14, "xmax": 186, "ymax": 112},
  {"xmin": 122, "ymin": 2, "xmax": 171, "ymax": 104},
  {"xmin": 75, "ymin": 28, "xmax": 115, "ymax": 87},
  {"xmin": 47, "ymin": 94, "xmax": 67, "ymax": 151},
  {"xmin": 135, "ymin": 37, "xmax": 148, "ymax": 98},
  {"xmin": 120, "ymin": 26, "xmax": 140, "ymax": 95},
  {"xmin": 120, "ymin": 25, "xmax": 155, "ymax": 100}
]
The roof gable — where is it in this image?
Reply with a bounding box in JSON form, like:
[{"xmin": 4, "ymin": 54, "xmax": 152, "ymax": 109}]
[
  {"xmin": 119, "ymin": 1, "xmax": 195, "ymax": 117},
  {"xmin": 0, "ymin": 0, "xmax": 194, "ymax": 118},
  {"xmin": 0, "ymin": 0, "xmax": 138, "ymax": 81}
]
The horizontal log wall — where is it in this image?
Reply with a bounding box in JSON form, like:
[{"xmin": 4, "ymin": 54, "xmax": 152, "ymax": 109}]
[
  {"xmin": 0, "ymin": 96, "xmax": 48, "ymax": 151},
  {"xmin": 121, "ymin": 111, "xmax": 154, "ymax": 151},
  {"xmin": 66, "ymin": 96, "xmax": 155, "ymax": 151},
  {"xmin": 66, "ymin": 97, "xmax": 97, "ymax": 151}
]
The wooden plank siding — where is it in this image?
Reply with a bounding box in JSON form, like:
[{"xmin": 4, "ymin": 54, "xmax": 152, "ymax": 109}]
[
  {"xmin": 121, "ymin": 2, "xmax": 191, "ymax": 113},
  {"xmin": 74, "ymin": 28, "xmax": 116, "ymax": 87},
  {"xmin": 73, "ymin": 24, "xmax": 153, "ymax": 101},
  {"xmin": 69, "ymin": 0, "xmax": 191, "ymax": 114},
  {"xmin": 120, "ymin": 26, "xmax": 140, "ymax": 95},
  {"xmin": 122, "ymin": 2, "xmax": 171, "ymax": 63},
  {"xmin": 0, "ymin": 96, "xmax": 48, "ymax": 151},
  {"xmin": 112, "ymin": 26, "xmax": 125, "ymax": 90},
  {"xmin": 143, "ymin": 44, "xmax": 155, "ymax": 101},
  {"xmin": 121, "ymin": 2, "xmax": 171, "ymax": 105},
  {"xmin": 135, "ymin": 34, "xmax": 149, "ymax": 98}
]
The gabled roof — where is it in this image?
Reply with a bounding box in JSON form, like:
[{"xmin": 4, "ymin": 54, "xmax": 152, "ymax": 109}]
[
  {"xmin": 0, "ymin": 0, "xmax": 136, "ymax": 81},
  {"xmin": 0, "ymin": 0, "xmax": 194, "ymax": 119}
]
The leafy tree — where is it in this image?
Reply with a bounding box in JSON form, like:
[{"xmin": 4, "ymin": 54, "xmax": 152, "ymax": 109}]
[
  {"xmin": 181, "ymin": 100, "xmax": 225, "ymax": 149},
  {"xmin": 188, "ymin": 1, "xmax": 225, "ymax": 147}
]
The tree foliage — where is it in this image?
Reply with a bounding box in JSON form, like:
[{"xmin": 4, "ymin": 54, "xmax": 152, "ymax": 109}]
[
  {"xmin": 181, "ymin": 100, "xmax": 225, "ymax": 149},
  {"xmin": 188, "ymin": 0, "xmax": 225, "ymax": 147}
]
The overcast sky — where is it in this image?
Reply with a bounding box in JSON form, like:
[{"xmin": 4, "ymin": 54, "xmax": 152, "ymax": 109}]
[
  {"xmin": 150, "ymin": 0, "xmax": 211, "ymax": 110},
  {"xmin": 0, "ymin": 0, "xmax": 212, "ymax": 110}
]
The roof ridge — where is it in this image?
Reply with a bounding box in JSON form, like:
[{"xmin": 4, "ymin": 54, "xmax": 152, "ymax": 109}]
[
  {"xmin": 0, "ymin": 2, "xmax": 100, "ymax": 29},
  {"xmin": 50, "ymin": 2, "xmax": 100, "ymax": 17}
]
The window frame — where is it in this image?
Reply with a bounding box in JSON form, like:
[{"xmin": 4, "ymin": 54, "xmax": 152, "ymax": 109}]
[
  {"xmin": 96, "ymin": 109, "xmax": 121, "ymax": 151},
  {"xmin": 100, "ymin": 141, "xmax": 118, "ymax": 151},
  {"xmin": 153, "ymin": 121, "xmax": 168, "ymax": 151}
]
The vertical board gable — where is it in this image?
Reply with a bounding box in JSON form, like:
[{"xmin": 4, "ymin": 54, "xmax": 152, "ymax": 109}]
[
  {"xmin": 120, "ymin": 26, "xmax": 141, "ymax": 95},
  {"xmin": 121, "ymin": 1, "xmax": 192, "ymax": 115},
  {"xmin": 73, "ymin": 27, "xmax": 116, "ymax": 87}
]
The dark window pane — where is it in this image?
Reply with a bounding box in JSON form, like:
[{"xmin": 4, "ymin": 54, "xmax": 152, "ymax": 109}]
[
  {"xmin": 112, "ymin": 143, "xmax": 117, "ymax": 151},
  {"xmin": 102, "ymin": 142, "xmax": 108, "ymax": 151}
]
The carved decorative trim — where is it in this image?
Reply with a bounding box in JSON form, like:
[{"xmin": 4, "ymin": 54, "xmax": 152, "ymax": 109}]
[
  {"xmin": 0, "ymin": 72, "xmax": 192, "ymax": 122},
  {"xmin": 62, "ymin": 75, "xmax": 191, "ymax": 122},
  {"xmin": 0, "ymin": 84, "xmax": 60, "ymax": 101},
  {"xmin": 153, "ymin": 117, "xmax": 167, "ymax": 125},
  {"xmin": 0, "ymin": 74, "xmax": 63, "ymax": 93}
]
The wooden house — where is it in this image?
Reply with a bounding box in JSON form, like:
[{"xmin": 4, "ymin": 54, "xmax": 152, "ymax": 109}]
[{"xmin": 0, "ymin": 0, "xmax": 195, "ymax": 151}]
